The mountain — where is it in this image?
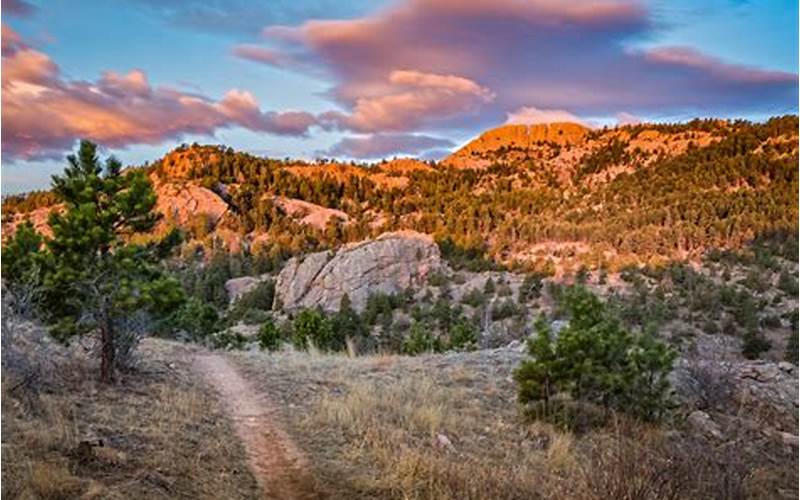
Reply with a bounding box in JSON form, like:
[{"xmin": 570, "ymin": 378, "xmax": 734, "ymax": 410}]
[{"xmin": 3, "ymin": 115, "xmax": 798, "ymax": 272}]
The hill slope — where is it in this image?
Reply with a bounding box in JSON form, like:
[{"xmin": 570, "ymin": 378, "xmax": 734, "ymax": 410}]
[{"xmin": 3, "ymin": 115, "xmax": 798, "ymax": 271}]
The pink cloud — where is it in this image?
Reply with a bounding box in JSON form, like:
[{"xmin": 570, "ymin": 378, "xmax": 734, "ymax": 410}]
[
  {"xmin": 643, "ymin": 46, "xmax": 795, "ymax": 84},
  {"xmin": 2, "ymin": 26, "xmax": 319, "ymax": 160},
  {"xmin": 231, "ymin": 44, "xmax": 290, "ymax": 67},
  {"xmin": 505, "ymin": 106, "xmax": 589, "ymax": 127},
  {"xmin": 251, "ymin": 0, "xmax": 795, "ymax": 126},
  {"xmin": 321, "ymin": 69, "xmax": 495, "ymax": 132}
]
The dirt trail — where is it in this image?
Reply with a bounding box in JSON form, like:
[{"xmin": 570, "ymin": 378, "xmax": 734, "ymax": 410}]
[{"xmin": 194, "ymin": 354, "xmax": 321, "ymax": 499}]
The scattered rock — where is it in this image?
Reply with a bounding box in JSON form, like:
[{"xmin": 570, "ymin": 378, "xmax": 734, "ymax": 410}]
[
  {"xmin": 778, "ymin": 361, "xmax": 795, "ymax": 373},
  {"xmin": 275, "ymin": 231, "xmax": 441, "ymax": 312},
  {"xmin": 739, "ymin": 363, "xmax": 780, "ymax": 383},
  {"xmin": 434, "ymin": 433, "xmax": 455, "ymax": 452},
  {"xmin": 779, "ymin": 432, "xmax": 799, "ymax": 447},
  {"xmin": 686, "ymin": 410, "xmax": 724, "ymax": 440}
]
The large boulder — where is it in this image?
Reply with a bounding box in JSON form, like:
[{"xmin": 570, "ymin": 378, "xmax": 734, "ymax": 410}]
[{"xmin": 275, "ymin": 231, "xmax": 441, "ymax": 312}]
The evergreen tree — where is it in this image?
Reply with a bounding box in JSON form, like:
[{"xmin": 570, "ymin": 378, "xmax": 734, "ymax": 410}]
[
  {"xmin": 514, "ymin": 287, "xmax": 675, "ymax": 423},
  {"xmin": 21, "ymin": 141, "xmax": 184, "ymax": 382}
]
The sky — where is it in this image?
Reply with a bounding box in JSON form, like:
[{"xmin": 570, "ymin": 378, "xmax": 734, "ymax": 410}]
[{"xmin": 1, "ymin": 0, "xmax": 797, "ymax": 193}]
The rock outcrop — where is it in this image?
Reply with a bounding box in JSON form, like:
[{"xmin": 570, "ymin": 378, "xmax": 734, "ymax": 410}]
[
  {"xmin": 225, "ymin": 276, "xmax": 261, "ymax": 304},
  {"xmin": 275, "ymin": 231, "xmax": 441, "ymax": 312},
  {"xmin": 153, "ymin": 181, "xmax": 229, "ymax": 227},
  {"xmin": 272, "ymin": 196, "xmax": 349, "ymax": 231}
]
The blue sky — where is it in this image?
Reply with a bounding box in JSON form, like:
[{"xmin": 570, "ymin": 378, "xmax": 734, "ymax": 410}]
[{"xmin": 2, "ymin": 0, "xmax": 797, "ymax": 193}]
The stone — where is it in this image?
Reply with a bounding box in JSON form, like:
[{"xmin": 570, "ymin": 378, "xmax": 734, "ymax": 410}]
[
  {"xmin": 225, "ymin": 276, "xmax": 260, "ymax": 304},
  {"xmin": 778, "ymin": 361, "xmax": 795, "ymax": 373},
  {"xmin": 779, "ymin": 432, "xmax": 799, "ymax": 447},
  {"xmin": 739, "ymin": 363, "xmax": 781, "ymax": 383},
  {"xmin": 274, "ymin": 231, "xmax": 441, "ymax": 312},
  {"xmin": 434, "ymin": 433, "xmax": 455, "ymax": 452},
  {"xmin": 686, "ymin": 410, "xmax": 723, "ymax": 440}
]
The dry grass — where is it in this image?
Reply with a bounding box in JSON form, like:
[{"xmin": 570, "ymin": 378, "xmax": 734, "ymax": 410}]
[
  {"xmin": 231, "ymin": 348, "xmax": 798, "ymax": 499},
  {"xmin": 1, "ymin": 335, "xmax": 259, "ymax": 499}
]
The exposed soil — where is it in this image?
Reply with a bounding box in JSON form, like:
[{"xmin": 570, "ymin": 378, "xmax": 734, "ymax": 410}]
[{"xmin": 194, "ymin": 353, "xmax": 322, "ymax": 500}]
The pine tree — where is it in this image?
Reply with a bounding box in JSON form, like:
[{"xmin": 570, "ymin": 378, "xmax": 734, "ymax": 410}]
[
  {"xmin": 35, "ymin": 140, "xmax": 184, "ymax": 382},
  {"xmin": 514, "ymin": 287, "xmax": 675, "ymax": 423}
]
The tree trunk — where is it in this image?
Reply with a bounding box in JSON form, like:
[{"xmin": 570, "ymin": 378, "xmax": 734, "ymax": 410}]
[{"xmin": 99, "ymin": 311, "xmax": 115, "ymax": 384}]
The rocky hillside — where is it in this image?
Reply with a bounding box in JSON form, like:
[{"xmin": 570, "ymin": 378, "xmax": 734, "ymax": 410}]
[{"xmin": 3, "ymin": 115, "xmax": 797, "ymax": 270}]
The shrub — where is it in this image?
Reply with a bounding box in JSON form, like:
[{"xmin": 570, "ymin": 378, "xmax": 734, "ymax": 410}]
[
  {"xmin": 292, "ymin": 308, "xmax": 340, "ymax": 352},
  {"xmin": 514, "ymin": 287, "xmax": 676, "ymax": 424},
  {"xmin": 402, "ymin": 321, "xmax": 442, "ymax": 355},
  {"xmin": 427, "ymin": 270, "xmax": 449, "ymax": 287},
  {"xmin": 491, "ymin": 299, "xmax": 520, "ymax": 321},
  {"xmin": 331, "ymin": 294, "xmax": 367, "ymax": 340},
  {"xmin": 778, "ymin": 270, "xmax": 798, "ymax": 296},
  {"xmin": 741, "ymin": 330, "xmax": 771, "ymax": 359},
  {"xmin": 233, "ymin": 279, "xmax": 275, "ymax": 310},
  {"xmin": 363, "ymin": 292, "xmax": 402, "ymax": 325},
  {"xmin": 448, "ymin": 319, "xmax": 478, "ymax": 351},
  {"xmin": 461, "ymin": 288, "xmax": 486, "ymax": 307},
  {"xmin": 258, "ymin": 320, "xmax": 282, "ymax": 351},
  {"xmin": 518, "ymin": 273, "xmax": 543, "ymax": 303},
  {"xmin": 209, "ymin": 330, "xmax": 247, "ymax": 350},
  {"xmin": 166, "ymin": 297, "xmax": 219, "ymax": 339}
]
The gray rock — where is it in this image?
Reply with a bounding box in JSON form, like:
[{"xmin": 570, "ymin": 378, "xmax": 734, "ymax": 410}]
[
  {"xmin": 739, "ymin": 362, "xmax": 781, "ymax": 383},
  {"xmin": 779, "ymin": 432, "xmax": 799, "ymax": 447},
  {"xmin": 778, "ymin": 361, "xmax": 795, "ymax": 373},
  {"xmin": 687, "ymin": 410, "xmax": 724, "ymax": 440},
  {"xmin": 274, "ymin": 231, "xmax": 441, "ymax": 312},
  {"xmin": 225, "ymin": 276, "xmax": 260, "ymax": 304}
]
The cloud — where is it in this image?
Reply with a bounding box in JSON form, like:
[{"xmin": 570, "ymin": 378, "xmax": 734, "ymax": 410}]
[
  {"xmin": 1, "ymin": 26, "xmax": 319, "ymax": 161},
  {"xmin": 615, "ymin": 112, "xmax": 642, "ymax": 125},
  {"xmin": 320, "ymin": 69, "xmax": 495, "ymax": 132},
  {"xmin": 231, "ymin": 44, "xmax": 290, "ymax": 67},
  {"xmin": 254, "ymin": 0, "xmax": 796, "ymax": 126},
  {"xmin": 505, "ymin": 106, "xmax": 589, "ymax": 126},
  {"xmin": 2, "ymin": 0, "xmax": 36, "ymax": 17},
  {"xmin": 323, "ymin": 133, "xmax": 454, "ymax": 158}
]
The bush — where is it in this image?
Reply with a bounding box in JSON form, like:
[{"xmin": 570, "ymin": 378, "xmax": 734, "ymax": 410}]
[
  {"xmin": 233, "ymin": 279, "xmax": 275, "ymax": 310},
  {"xmin": 448, "ymin": 319, "xmax": 478, "ymax": 351},
  {"xmin": 518, "ymin": 273, "xmax": 543, "ymax": 303},
  {"xmin": 292, "ymin": 308, "xmax": 340, "ymax": 352},
  {"xmin": 258, "ymin": 320, "xmax": 282, "ymax": 351},
  {"xmin": 741, "ymin": 330, "xmax": 771, "ymax": 359},
  {"xmin": 461, "ymin": 288, "xmax": 486, "ymax": 307},
  {"xmin": 166, "ymin": 297, "xmax": 219, "ymax": 339},
  {"xmin": 427, "ymin": 270, "xmax": 449, "ymax": 287},
  {"xmin": 331, "ymin": 294, "xmax": 368, "ymax": 340},
  {"xmin": 402, "ymin": 321, "xmax": 442, "ymax": 355},
  {"xmin": 209, "ymin": 330, "xmax": 247, "ymax": 350},
  {"xmin": 778, "ymin": 270, "xmax": 798, "ymax": 296},
  {"xmin": 363, "ymin": 292, "xmax": 403, "ymax": 326},
  {"xmin": 490, "ymin": 299, "xmax": 520, "ymax": 321},
  {"xmin": 514, "ymin": 287, "xmax": 676, "ymax": 425}
]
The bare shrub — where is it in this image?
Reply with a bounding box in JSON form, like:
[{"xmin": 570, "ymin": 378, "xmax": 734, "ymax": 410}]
[
  {"xmin": 578, "ymin": 421, "xmax": 747, "ymax": 500},
  {"xmin": 686, "ymin": 361, "xmax": 737, "ymax": 412}
]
